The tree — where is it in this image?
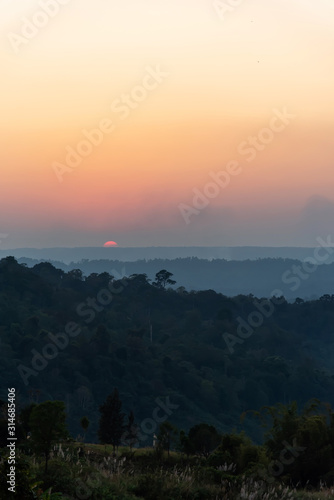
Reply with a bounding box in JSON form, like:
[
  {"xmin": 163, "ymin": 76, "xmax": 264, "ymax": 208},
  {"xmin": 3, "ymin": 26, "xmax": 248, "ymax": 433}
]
[
  {"xmin": 178, "ymin": 430, "xmax": 193, "ymax": 457},
  {"xmin": 295, "ymin": 413, "xmax": 331, "ymax": 484},
  {"xmin": 32, "ymin": 262, "xmax": 65, "ymax": 287},
  {"xmin": 210, "ymin": 432, "xmax": 259, "ymax": 473},
  {"xmin": 80, "ymin": 416, "xmax": 90, "ymax": 442},
  {"xmin": 157, "ymin": 421, "xmax": 178, "ymax": 457},
  {"xmin": 294, "ymin": 297, "xmax": 304, "ymax": 305},
  {"xmin": 67, "ymin": 269, "xmax": 83, "ymax": 281},
  {"xmin": 92, "ymin": 324, "xmax": 110, "ymax": 354},
  {"xmin": 188, "ymin": 423, "xmax": 221, "ymax": 457},
  {"xmin": 153, "ymin": 270, "xmax": 176, "ymax": 289},
  {"xmin": 122, "ymin": 410, "xmax": 138, "ymax": 450},
  {"xmin": 255, "ymin": 400, "xmax": 334, "ymax": 486},
  {"xmin": 98, "ymin": 388, "xmax": 125, "ymax": 454},
  {"xmin": 62, "ymin": 268, "xmax": 84, "ymax": 290},
  {"xmin": 129, "ymin": 274, "xmax": 151, "ymax": 288},
  {"xmin": 29, "ymin": 401, "xmax": 69, "ymax": 473},
  {"xmin": 19, "ymin": 402, "xmax": 37, "ymax": 439}
]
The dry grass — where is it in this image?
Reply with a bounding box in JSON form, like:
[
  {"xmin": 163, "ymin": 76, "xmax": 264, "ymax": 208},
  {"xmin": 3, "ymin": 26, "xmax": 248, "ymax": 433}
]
[{"xmin": 20, "ymin": 444, "xmax": 334, "ymax": 499}]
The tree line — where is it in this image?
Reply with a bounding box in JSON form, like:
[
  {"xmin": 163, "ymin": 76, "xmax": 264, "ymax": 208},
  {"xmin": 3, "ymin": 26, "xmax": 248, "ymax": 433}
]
[{"xmin": 2, "ymin": 392, "xmax": 334, "ymax": 490}]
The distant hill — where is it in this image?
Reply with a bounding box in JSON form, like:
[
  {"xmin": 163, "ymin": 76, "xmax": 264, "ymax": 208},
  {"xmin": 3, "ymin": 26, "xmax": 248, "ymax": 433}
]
[
  {"xmin": 1, "ymin": 245, "xmax": 334, "ymax": 264},
  {"xmin": 14, "ymin": 256, "xmax": 334, "ymax": 300}
]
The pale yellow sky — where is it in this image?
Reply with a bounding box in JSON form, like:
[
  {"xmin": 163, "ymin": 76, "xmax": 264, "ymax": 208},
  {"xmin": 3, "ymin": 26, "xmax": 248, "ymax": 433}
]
[{"xmin": 0, "ymin": 0, "xmax": 333, "ymax": 247}]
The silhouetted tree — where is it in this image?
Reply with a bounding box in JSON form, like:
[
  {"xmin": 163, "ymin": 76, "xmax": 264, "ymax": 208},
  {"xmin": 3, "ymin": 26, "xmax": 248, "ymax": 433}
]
[
  {"xmin": 80, "ymin": 416, "xmax": 90, "ymax": 442},
  {"xmin": 98, "ymin": 388, "xmax": 125, "ymax": 454},
  {"xmin": 178, "ymin": 430, "xmax": 193, "ymax": 457},
  {"xmin": 19, "ymin": 403, "xmax": 37, "ymax": 439},
  {"xmin": 29, "ymin": 401, "xmax": 69, "ymax": 473},
  {"xmin": 157, "ymin": 421, "xmax": 178, "ymax": 457},
  {"xmin": 254, "ymin": 400, "xmax": 334, "ymax": 486},
  {"xmin": 153, "ymin": 270, "xmax": 176, "ymax": 289},
  {"xmin": 188, "ymin": 423, "xmax": 221, "ymax": 457}
]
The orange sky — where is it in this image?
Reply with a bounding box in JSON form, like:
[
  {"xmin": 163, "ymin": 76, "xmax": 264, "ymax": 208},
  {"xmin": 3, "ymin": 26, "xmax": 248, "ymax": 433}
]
[{"xmin": 1, "ymin": 0, "xmax": 334, "ymax": 248}]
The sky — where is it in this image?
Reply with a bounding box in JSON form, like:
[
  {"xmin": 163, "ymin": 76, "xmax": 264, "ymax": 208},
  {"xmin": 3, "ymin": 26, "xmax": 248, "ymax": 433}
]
[{"xmin": 1, "ymin": 0, "xmax": 334, "ymax": 249}]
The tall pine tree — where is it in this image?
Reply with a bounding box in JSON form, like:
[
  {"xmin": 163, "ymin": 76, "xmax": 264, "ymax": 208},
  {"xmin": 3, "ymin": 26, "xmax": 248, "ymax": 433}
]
[{"xmin": 98, "ymin": 388, "xmax": 125, "ymax": 454}]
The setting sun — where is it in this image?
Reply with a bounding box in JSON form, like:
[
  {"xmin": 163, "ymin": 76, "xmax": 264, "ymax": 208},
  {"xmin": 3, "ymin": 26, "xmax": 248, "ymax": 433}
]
[{"xmin": 103, "ymin": 241, "xmax": 118, "ymax": 247}]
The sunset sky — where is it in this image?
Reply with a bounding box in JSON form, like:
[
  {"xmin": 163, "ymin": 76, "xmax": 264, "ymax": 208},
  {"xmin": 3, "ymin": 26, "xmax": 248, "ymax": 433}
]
[{"xmin": 1, "ymin": 0, "xmax": 334, "ymax": 248}]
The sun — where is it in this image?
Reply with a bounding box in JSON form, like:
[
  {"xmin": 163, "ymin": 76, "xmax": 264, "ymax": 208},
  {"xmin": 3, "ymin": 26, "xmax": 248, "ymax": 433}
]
[{"xmin": 103, "ymin": 241, "xmax": 118, "ymax": 247}]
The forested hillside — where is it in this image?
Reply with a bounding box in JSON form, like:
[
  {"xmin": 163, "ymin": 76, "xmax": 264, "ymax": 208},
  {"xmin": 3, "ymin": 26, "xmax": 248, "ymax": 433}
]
[
  {"xmin": 18, "ymin": 255, "xmax": 334, "ymax": 299},
  {"xmin": 2, "ymin": 256, "xmax": 334, "ymax": 443}
]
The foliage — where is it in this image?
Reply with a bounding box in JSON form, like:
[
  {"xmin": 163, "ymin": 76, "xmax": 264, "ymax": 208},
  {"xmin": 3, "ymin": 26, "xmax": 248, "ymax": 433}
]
[
  {"xmin": 156, "ymin": 421, "xmax": 179, "ymax": 457},
  {"xmin": 153, "ymin": 270, "xmax": 176, "ymax": 289},
  {"xmin": 249, "ymin": 400, "xmax": 334, "ymax": 486},
  {"xmin": 0, "ymin": 455, "xmax": 35, "ymax": 499},
  {"xmin": 98, "ymin": 388, "xmax": 126, "ymax": 453},
  {"xmin": 122, "ymin": 410, "xmax": 138, "ymax": 450},
  {"xmin": 187, "ymin": 423, "xmax": 221, "ymax": 457},
  {"xmin": 80, "ymin": 416, "xmax": 90, "ymax": 442},
  {"xmin": 29, "ymin": 401, "xmax": 69, "ymax": 473},
  {"xmin": 3, "ymin": 258, "xmax": 334, "ymax": 448},
  {"xmin": 19, "ymin": 403, "xmax": 37, "ymax": 439}
]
